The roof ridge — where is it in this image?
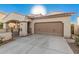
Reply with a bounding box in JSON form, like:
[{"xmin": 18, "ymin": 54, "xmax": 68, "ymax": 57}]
[{"xmin": 11, "ymin": 12, "xmax": 25, "ymax": 16}]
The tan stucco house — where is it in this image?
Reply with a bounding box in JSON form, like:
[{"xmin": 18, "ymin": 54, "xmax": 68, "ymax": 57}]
[{"xmin": 1, "ymin": 12, "xmax": 74, "ymax": 38}]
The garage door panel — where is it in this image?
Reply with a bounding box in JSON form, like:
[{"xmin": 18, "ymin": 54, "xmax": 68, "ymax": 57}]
[{"xmin": 34, "ymin": 22, "xmax": 63, "ymax": 36}]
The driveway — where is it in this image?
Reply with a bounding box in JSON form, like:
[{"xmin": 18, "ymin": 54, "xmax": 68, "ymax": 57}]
[{"xmin": 0, "ymin": 34, "xmax": 73, "ymax": 54}]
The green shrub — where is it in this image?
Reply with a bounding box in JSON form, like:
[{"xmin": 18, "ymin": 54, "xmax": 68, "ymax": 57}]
[
  {"xmin": 0, "ymin": 40, "xmax": 3, "ymax": 44},
  {"xmin": 0, "ymin": 22, "xmax": 3, "ymax": 29},
  {"xmin": 71, "ymin": 24, "xmax": 74, "ymax": 34}
]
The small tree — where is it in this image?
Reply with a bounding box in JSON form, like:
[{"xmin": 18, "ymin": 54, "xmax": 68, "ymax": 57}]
[
  {"xmin": 71, "ymin": 24, "xmax": 74, "ymax": 34},
  {"xmin": 0, "ymin": 22, "xmax": 3, "ymax": 29}
]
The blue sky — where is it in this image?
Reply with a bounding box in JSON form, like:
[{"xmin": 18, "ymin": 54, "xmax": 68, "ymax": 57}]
[{"xmin": 0, "ymin": 4, "xmax": 78, "ymax": 24}]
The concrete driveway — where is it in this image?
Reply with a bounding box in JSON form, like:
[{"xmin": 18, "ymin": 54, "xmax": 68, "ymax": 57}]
[{"xmin": 0, "ymin": 34, "xmax": 73, "ymax": 54}]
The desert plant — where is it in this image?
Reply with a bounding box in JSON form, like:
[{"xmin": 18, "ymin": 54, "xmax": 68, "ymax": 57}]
[
  {"xmin": 75, "ymin": 35, "xmax": 79, "ymax": 46},
  {"xmin": 0, "ymin": 40, "xmax": 3, "ymax": 44},
  {"xmin": 0, "ymin": 22, "xmax": 3, "ymax": 29}
]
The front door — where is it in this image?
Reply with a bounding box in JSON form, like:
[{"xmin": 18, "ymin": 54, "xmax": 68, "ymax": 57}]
[{"xmin": 12, "ymin": 25, "xmax": 20, "ymax": 37}]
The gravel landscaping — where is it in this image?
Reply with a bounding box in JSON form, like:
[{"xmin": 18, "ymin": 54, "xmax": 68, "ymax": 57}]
[{"xmin": 66, "ymin": 37, "xmax": 79, "ymax": 54}]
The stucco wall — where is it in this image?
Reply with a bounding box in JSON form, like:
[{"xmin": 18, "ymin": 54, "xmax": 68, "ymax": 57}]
[
  {"xmin": 31, "ymin": 16, "xmax": 71, "ymax": 38},
  {"xmin": 0, "ymin": 32, "xmax": 12, "ymax": 41},
  {"xmin": 74, "ymin": 24, "xmax": 79, "ymax": 35},
  {"xmin": 20, "ymin": 22, "xmax": 28, "ymax": 36}
]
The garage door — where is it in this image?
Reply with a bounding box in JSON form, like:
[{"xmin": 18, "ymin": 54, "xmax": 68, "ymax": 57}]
[{"xmin": 34, "ymin": 22, "xmax": 63, "ymax": 36}]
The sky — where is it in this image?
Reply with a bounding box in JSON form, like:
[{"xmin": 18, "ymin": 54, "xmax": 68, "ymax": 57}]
[{"xmin": 0, "ymin": 4, "xmax": 78, "ymax": 24}]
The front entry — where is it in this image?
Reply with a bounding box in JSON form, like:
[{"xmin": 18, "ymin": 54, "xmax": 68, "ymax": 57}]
[{"xmin": 7, "ymin": 20, "xmax": 20, "ymax": 37}]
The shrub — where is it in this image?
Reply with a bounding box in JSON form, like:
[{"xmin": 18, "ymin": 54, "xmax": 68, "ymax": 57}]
[
  {"xmin": 71, "ymin": 24, "xmax": 74, "ymax": 34},
  {"xmin": 0, "ymin": 22, "xmax": 3, "ymax": 29},
  {"xmin": 75, "ymin": 35, "xmax": 79, "ymax": 46}
]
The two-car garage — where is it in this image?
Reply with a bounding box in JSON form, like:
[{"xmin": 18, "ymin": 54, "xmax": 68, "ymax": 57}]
[
  {"xmin": 34, "ymin": 21, "xmax": 64, "ymax": 36},
  {"xmin": 31, "ymin": 12, "xmax": 74, "ymax": 38}
]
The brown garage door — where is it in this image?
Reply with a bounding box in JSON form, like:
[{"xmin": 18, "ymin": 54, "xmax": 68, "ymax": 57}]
[{"xmin": 34, "ymin": 22, "xmax": 63, "ymax": 36}]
